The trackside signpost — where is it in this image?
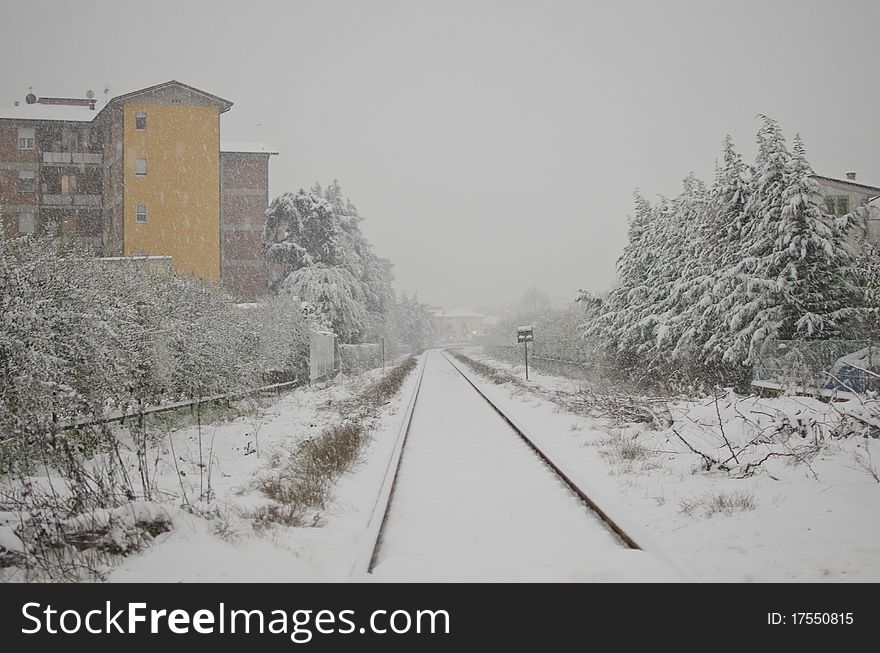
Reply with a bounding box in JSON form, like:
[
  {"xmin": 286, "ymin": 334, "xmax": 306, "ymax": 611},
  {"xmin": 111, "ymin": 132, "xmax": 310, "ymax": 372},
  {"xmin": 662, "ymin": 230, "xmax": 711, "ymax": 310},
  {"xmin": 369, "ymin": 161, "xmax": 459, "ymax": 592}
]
[{"xmin": 517, "ymin": 326, "xmax": 533, "ymax": 380}]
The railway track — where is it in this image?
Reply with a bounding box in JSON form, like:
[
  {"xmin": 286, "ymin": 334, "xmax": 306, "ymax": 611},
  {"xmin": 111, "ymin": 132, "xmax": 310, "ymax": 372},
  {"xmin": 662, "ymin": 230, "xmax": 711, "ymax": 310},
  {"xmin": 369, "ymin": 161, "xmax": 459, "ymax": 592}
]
[
  {"xmin": 353, "ymin": 349, "xmax": 661, "ymax": 581},
  {"xmin": 442, "ymin": 351, "xmax": 642, "ymax": 551}
]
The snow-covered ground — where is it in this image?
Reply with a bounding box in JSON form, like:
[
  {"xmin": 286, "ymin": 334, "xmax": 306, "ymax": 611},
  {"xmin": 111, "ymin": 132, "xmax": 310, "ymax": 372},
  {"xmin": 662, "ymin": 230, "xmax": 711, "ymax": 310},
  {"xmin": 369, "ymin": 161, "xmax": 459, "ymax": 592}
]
[
  {"xmin": 457, "ymin": 348, "xmax": 880, "ymax": 582},
  {"xmin": 6, "ymin": 347, "xmax": 877, "ymax": 583},
  {"xmin": 0, "ymin": 362, "xmax": 425, "ymax": 582},
  {"xmin": 105, "ymin": 365, "xmax": 424, "ymax": 582},
  {"xmin": 371, "ymin": 351, "xmax": 676, "ymax": 581}
]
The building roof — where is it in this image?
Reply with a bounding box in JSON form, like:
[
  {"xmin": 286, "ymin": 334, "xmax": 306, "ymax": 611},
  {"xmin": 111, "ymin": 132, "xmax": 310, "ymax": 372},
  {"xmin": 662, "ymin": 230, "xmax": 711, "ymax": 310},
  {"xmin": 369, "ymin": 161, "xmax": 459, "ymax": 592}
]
[
  {"xmin": 221, "ymin": 141, "xmax": 279, "ymax": 155},
  {"xmin": 433, "ymin": 308, "xmax": 486, "ymax": 318},
  {"xmin": 108, "ymin": 79, "xmax": 233, "ymax": 113},
  {"xmin": 0, "ymin": 102, "xmax": 98, "ymax": 122},
  {"xmin": 811, "ymin": 174, "xmax": 880, "ymax": 194},
  {"xmin": 0, "ymin": 80, "xmax": 233, "ymax": 122}
]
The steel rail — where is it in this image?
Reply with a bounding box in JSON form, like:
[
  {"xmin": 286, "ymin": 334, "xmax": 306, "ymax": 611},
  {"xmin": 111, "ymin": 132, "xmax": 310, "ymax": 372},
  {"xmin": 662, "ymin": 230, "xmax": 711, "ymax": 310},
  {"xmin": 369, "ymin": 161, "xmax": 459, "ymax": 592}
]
[
  {"xmin": 443, "ymin": 351, "xmax": 642, "ymax": 550},
  {"xmin": 350, "ymin": 353, "xmax": 428, "ymax": 577}
]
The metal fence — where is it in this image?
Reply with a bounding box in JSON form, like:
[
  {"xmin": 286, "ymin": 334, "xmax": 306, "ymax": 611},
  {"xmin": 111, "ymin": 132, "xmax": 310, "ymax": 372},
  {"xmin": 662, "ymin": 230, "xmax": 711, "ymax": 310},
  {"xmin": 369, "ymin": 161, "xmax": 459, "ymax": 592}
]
[
  {"xmin": 338, "ymin": 343, "xmax": 382, "ymax": 374},
  {"xmin": 484, "ymin": 344, "xmax": 596, "ymax": 381},
  {"xmin": 753, "ymin": 339, "xmax": 880, "ymax": 393}
]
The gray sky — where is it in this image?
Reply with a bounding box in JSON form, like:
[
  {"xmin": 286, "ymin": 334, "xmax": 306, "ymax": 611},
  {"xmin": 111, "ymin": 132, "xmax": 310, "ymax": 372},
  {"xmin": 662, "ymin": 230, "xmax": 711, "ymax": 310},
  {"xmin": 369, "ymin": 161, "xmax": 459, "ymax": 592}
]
[{"xmin": 3, "ymin": 0, "xmax": 879, "ymax": 311}]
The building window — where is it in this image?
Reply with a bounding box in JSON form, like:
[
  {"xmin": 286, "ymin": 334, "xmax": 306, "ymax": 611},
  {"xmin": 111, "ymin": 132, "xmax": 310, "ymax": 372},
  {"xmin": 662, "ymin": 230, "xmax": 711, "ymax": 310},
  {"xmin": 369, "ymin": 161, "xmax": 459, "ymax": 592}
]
[
  {"xmin": 18, "ymin": 128, "xmax": 35, "ymax": 150},
  {"xmin": 136, "ymin": 204, "xmax": 147, "ymax": 224},
  {"xmin": 136, "ymin": 158, "xmax": 147, "ymax": 177},
  {"xmin": 18, "ymin": 171, "xmax": 35, "ymax": 193},
  {"xmin": 136, "ymin": 112, "xmax": 147, "ymax": 130},
  {"xmin": 825, "ymin": 195, "xmax": 850, "ymax": 217},
  {"xmin": 61, "ymin": 174, "xmax": 77, "ymax": 194},
  {"xmin": 18, "ymin": 213, "xmax": 35, "ymax": 234}
]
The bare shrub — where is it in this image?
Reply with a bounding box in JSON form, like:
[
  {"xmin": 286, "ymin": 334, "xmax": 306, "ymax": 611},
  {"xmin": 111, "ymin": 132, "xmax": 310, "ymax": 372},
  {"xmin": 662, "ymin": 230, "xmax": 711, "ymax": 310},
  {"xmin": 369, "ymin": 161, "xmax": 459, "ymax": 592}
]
[{"xmin": 852, "ymin": 440, "xmax": 879, "ymax": 483}]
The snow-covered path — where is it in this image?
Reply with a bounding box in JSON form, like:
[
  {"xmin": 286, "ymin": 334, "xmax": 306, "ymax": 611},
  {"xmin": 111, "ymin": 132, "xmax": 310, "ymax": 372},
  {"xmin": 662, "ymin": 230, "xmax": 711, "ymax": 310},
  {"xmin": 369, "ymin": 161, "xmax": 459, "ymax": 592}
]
[{"xmin": 370, "ymin": 351, "xmax": 674, "ymax": 581}]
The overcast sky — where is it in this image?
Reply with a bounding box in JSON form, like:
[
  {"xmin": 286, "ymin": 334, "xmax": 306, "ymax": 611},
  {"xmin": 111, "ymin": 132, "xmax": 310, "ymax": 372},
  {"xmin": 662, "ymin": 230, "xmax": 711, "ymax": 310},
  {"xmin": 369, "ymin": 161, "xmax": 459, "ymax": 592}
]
[{"xmin": 3, "ymin": 0, "xmax": 878, "ymax": 311}]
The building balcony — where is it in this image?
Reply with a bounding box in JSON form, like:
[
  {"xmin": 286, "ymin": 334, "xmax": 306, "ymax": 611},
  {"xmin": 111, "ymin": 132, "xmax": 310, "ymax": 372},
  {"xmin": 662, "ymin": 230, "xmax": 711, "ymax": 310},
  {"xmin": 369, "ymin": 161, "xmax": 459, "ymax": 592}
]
[
  {"xmin": 41, "ymin": 194, "xmax": 103, "ymax": 207},
  {"xmin": 41, "ymin": 152, "xmax": 102, "ymax": 165}
]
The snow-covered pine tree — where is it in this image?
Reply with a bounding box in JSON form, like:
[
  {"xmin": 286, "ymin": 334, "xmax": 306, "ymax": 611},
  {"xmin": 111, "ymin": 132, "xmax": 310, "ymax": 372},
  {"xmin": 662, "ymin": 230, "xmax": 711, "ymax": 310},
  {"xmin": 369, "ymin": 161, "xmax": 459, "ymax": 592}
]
[
  {"xmin": 852, "ymin": 243, "xmax": 880, "ymax": 339},
  {"xmin": 698, "ymin": 136, "xmax": 753, "ymax": 365},
  {"xmin": 612, "ymin": 192, "xmax": 682, "ymax": 369},
  {"xmin": 323, "ymin": 181, "xmax": 396, "ymax": 337},
  {"xmin": 719, "ymin": 116, "xmax": 793, "ymax": 365},
  {"xmin": 777, "ymin": 135, "xmax": 859, "ymax": 338},
  {"xmin": 721, "ymin": 118, "xmax": 858, "ymax": 365},
  {"xmin": 280, "ymin": 263, "xmax": 370, "ymax": 343},
  {"xmin": 652, "ymin": 173, "xmax": 709, "ymax": 359},
  {"xmin": 263, "ymin": 190, "xmax": 341, "ymax": 274},
  {"xmin": 390, "ymin": 292, "xmax": 437, "ymax": 354},
  {"xmin": 263, "ymin": 182, "xmax": 396, "ymax": 343},
  {"xmin": 587, "ymin": 191, "xmax": 660, "ymax": 367}
]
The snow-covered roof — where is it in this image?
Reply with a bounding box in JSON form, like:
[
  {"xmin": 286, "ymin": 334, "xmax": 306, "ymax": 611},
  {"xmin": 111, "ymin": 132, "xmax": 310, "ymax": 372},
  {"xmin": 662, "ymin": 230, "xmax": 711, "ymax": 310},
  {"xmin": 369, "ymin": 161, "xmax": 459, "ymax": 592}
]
[
  {"xmin": 811, "ymin": 174, "xmax": 880, "ymax": 194},
  {"xmin": 221, "ymin": 141, "xmax": 279, "ymax": 155},
  {"xmin": 434, "ymin": 309, "xmax": 486, "ymax": 318},
  {"xmin": 0, "ymin": 102, "xmax": 98, "ymax": 122},
  {"xmin": 1, "ymin": 80, "xmax": 233, "ymax": 123},
  {"xmin": 111, "ymin": 79, "xmax": 232, "ymax": 112}
]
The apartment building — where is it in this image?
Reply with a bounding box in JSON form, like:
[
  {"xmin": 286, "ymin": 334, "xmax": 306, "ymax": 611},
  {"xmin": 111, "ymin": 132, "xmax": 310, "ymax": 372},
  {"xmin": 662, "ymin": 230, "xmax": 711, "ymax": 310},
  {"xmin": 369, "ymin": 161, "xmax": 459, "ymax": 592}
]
[{"xmin": 0, "ymin": 80, "xmax": 276, "ymax": 301}]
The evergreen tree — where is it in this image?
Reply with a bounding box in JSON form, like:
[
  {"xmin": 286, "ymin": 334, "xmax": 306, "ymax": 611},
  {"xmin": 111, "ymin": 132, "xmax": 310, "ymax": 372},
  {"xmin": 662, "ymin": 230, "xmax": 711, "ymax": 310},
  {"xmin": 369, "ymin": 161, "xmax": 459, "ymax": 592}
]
[
  {"xmin": 721, "ymin": 115, "xmax": 793, "ymax": 364},
  {"xmin": 700, "ymin": 135, "xmax": 753, "ymax": 363},
  {"xmin": 263, "ymin": 182, "xmax": 395, "ymax": 342},
  {"xmin": 263, "ymin": 190, "xmax": 340, "ymax": 272},
  {"xmin": 281, "ymin": 264, "xmax": 369, "ymax": 343},
  {"xmin": 589, "ymin": 191, "xmax": 660, "ymax": 365},
  {"xmin": 778, "ymin": 135, "xmax": 859, "ymax": 338}
]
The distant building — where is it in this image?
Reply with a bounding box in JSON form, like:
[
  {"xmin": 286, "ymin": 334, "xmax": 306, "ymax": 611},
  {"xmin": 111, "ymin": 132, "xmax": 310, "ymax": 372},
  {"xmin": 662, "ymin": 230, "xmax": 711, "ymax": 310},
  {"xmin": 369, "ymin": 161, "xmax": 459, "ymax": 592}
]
[
  {"xmin": 811, "ymin": 173, "xmax": 880, "ymax": 245},
  {"xmin": 430, "ymin": 308, "xmax": 487, "ymax": 341},
  {"xmin": 0, "ymin": 80, "xmax": 276, "ymax": 301}
]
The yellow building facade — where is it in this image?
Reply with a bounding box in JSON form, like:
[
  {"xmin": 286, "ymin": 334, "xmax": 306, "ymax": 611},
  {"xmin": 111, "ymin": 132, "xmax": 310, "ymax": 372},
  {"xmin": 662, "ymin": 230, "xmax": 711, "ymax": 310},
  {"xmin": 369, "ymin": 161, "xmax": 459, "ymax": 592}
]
[
  {"xmin": 122, "ymin": 102, "xmax": 222, "ymax": 280},
  {"xmin": 0, "ymin": 80, "xmax": 278, "ymax": 299}
]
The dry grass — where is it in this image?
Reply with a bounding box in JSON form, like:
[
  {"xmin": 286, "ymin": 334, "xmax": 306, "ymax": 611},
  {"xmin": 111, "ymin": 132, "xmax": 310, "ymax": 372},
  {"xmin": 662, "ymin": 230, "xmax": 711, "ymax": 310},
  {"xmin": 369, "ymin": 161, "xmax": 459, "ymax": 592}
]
[
  {"xmin": 251, "ymin": 356, "xmax": 418, "ymax": 530},
  {"xmin": 370, "ymin": 356, "xmax": 418, "ymax": 402},
  {"xmin": 254, "ymin": 421, "xmax": 367, "ymax": 524},
  {"xmin": 598, "ymin": 431, "xmax": 661, "ymax": 474},
  {"xmin": 334, "ymin": 356, "xmax": 418, "ymax": 419},
  {"xmin": 449, "ymin": 350, "xmax": 522, "ymax": 386},
  {"xmin": 680, "ymin": 490, "xmax": 757, "ymax": 517},
  {"xmin": 247, "ymin": 504, "xmax": 312, "ymax": 530}
]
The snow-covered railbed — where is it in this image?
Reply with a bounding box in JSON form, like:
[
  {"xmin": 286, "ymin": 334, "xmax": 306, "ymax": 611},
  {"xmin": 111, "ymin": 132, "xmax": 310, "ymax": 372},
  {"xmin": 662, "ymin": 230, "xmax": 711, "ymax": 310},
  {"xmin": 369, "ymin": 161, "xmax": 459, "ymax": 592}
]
[
  {"xmin": 455, "ymin": 349, "xmax": 880, "ymax": 582},
  {"xmin": 368, "ymin": 350, "xmax": 676, "ymax": 581}
]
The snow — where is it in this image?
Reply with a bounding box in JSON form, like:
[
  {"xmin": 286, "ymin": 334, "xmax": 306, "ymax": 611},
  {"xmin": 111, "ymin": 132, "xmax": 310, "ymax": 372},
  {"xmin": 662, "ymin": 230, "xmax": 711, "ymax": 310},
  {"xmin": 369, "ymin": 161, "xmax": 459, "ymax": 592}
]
[
  {"xmin": 104, "ymin": 363, "xmax": 424, "ymax": 582},
  {"xmin": 0, "ymin": 103, "xmax": 98, "ymax": 122},
  {"xmin": 220, "ymin": 141, "xmax": 279, "ymax": 155},
  {"xmin": 0, "ymin": 525, "xmax": 24, "ymax": 554},
  {"xmin": 461, "ymin": 349, "xmax": 880, "ymax": 581},
  {"xmin": 369, "ymin": 351, "xmax": 677, "ymax": 581},
  {"xmin": 6, "ymin": 340, "xmax": 878, "ymax": 582}
]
